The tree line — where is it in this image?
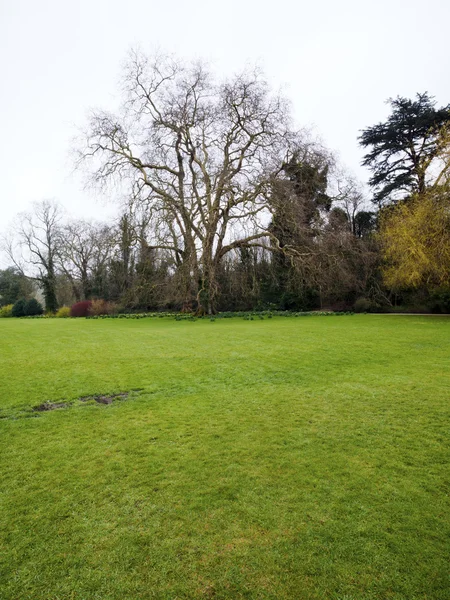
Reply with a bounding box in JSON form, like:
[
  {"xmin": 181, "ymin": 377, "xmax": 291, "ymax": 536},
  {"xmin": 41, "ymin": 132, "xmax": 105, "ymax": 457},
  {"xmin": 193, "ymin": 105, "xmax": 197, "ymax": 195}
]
[{"xmin": 1, "ymin": 52, "xmax": 449, "ymax": 314}]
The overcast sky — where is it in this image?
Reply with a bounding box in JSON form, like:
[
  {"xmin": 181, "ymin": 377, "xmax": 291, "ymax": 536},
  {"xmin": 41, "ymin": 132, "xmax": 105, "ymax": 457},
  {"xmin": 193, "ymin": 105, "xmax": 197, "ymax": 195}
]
[{"xmin": 1, "ymin": 0, "xmax": 449, "ymax": 266}]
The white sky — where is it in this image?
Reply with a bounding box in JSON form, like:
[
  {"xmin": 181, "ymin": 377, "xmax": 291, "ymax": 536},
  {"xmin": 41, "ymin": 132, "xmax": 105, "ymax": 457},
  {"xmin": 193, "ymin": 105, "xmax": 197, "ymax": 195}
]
[{"xmin": 1, "ymin": 0, "xmax": 449, "ymax": 266}]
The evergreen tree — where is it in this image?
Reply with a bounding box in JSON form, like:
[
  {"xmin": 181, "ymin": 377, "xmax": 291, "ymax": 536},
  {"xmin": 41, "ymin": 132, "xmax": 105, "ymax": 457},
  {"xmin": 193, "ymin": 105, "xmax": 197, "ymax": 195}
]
[
  {"xmin": 24, "ymin": 298, "xmax": 44, "ymax": 316},
  {"xmin": 12, "ymin": 298, "xmax": 27, "ymax": 317},
  {"xmin": 359, "ymin": 93, "xmax": 450, "ymax": 205}
]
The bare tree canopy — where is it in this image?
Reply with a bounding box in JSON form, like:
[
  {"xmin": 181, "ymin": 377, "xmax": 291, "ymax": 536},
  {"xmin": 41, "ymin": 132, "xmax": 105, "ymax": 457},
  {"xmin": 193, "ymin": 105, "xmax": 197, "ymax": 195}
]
[
  {"xmin": 4, "ymin": 200, "xmax": 63, "ymax": 312},
  {"xmin": 57, "ymin": 220, "xmax": 114, "ymax": 301},
  {"xmin": 77, "ymin": 51, "xmax": 309, "ymax": 313}
]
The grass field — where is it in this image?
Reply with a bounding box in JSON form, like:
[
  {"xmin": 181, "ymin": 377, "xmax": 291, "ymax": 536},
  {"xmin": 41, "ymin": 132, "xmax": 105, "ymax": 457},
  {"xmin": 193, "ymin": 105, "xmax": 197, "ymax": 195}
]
[{"xmin": 0, "ymin": 315, "xmax": 449, "ymax": 599}]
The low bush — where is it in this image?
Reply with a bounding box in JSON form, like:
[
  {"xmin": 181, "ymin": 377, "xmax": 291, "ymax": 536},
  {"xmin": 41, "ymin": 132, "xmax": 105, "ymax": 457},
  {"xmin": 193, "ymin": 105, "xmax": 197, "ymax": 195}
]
[
  {"xmin": 24, "ymin": 298, "xmax": 44, "ymax": 316},
  {"xmin": 88, "ymin": 299, "xmax": 116, "ymax": 316},
  {"xmin": 12, "ymin": 298, "xmax": 27, "ymax": 317},
  {"xmin": 354, "ymin": 297, "xmax": 376, "ymax": 313},
  {"xmin": 0, "ymin": 304, "xmax": 13, "ymax": 318},
  {"xmin": 84, "ymin": 309, "xmax": 356, "ymax": 321},
  {"xmin": 386, "ymin": 304, "xmax": 428, "ymax": 314},
  {"xmin": 56, "ymin": 306, "xmax": 71, "ymax": 318},
  {"xmin": 429, "ymin": 288, "xmax": 450, "ymax": 314},
  {"xmin": 70, "ymin": 300, "xmax": 92, "ymax": 318}
]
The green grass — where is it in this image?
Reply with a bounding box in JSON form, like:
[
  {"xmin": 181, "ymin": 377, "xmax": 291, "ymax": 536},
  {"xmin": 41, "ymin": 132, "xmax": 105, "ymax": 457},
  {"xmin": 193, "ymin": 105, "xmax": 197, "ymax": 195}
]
[{"xmin": 0, "ymin": 315, "xmax": 449, "ymax": 599}]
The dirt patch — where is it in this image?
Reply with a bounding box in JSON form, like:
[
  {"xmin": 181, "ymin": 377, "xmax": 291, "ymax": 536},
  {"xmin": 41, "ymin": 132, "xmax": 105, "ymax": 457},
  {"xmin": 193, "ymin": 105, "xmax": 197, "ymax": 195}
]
[
  {"xmin": 21, "ymin": 390, "xmax": 141, "ymax": 417},
  {"xmin": 4, "ymin": 390, "xmax": 142, "ymax": 421},
  {"xmin": 95, "ymin": 396, "xmax": 114, "ymax": 405},
  {"xmin": 79, "ymin": 392, "xmax": 130, "ymax": 405},
  {"xmin": 33, "ymin": 401, "xmax": 70, "ymax": 412}
]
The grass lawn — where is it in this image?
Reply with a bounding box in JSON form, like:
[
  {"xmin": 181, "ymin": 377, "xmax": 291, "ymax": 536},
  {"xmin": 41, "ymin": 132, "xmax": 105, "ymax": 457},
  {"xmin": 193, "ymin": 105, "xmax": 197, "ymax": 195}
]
[{"xmin": 0, "ymin": 315, "xmax": 449, "ymax": 599}]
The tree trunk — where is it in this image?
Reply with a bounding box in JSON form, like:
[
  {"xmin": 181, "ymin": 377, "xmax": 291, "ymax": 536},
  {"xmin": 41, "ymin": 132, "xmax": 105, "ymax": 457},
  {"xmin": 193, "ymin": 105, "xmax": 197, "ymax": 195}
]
[
  {"xmin": 42, "ymin": 275, "xmax": 58, "ymax": 313},
  {"xmin": 196, "ymin": 250, "xmax": 218, "ymax": 315}
]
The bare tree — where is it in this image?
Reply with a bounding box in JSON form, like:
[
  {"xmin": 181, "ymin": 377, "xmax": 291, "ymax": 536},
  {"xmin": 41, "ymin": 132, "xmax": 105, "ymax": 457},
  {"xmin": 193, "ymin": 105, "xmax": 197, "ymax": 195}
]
[
  {"xmin": 57, "ymin": 220, "xmax": 114, "ymax": 300},
  {"xmin": 332, "ymin": 171, "xmax": 376, "ymax": 238},
  {"xmin": 4, "ymin": 200, "xmax": 63, "ymax": 312},
  {"xmin": 78, "ymin": 51, "xmax": 304, "ymax": 313}
]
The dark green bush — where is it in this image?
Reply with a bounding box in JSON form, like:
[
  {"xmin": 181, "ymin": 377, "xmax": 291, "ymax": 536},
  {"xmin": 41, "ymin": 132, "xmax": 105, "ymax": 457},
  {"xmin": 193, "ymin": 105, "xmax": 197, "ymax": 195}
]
[
  {"xmin": 429, "ymin": 288, "xmax": 450, "ymax": 314},
  {"xmin": 354, "ymin": 297, "xmax": 376, "ymax": 313},
  {"xmin": 24, "ymin": 298, "xmax": 44, "ymax": 316},
  {"xmin": 12, "ymin": 298, "xmax": 27, "ymax": 317}
]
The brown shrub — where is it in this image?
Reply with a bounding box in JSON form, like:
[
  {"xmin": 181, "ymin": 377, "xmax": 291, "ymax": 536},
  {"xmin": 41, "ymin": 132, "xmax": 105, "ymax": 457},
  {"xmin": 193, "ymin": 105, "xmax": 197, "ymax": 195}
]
[{"xmin": 88, "ymin": 299, "xmax": 116, "ymax": 316}]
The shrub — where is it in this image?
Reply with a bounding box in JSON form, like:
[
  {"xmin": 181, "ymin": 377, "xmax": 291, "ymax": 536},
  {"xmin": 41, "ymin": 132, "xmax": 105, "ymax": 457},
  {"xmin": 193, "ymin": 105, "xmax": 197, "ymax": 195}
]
[
  {"xmin": 0, "ymin": 304, "xmax": 13, "ymax": 318},
  {"xmin": 88, "ymin": 299, "xmax": 116, "ymax": 316},
  {"xmin": 354, "ymin": 297, "xmax": 375, "ymax": 313},
  {"xmin": 12, "ymin": 298, "xmax": 27, "ymax": 317},
  {"xmin": 56, "ymin": 306, "xmax": 71, "ymax": 318},
  {"xmin": 70, "ymin": 300, "xmax": 92, "ymax": 317},
  {"xmin": 24, "ymin": 298, "xmax": 44, "ymax": 316},
  {"xmin": 429, "ymin": 288, "xmax": 450, "ymax": 314}
]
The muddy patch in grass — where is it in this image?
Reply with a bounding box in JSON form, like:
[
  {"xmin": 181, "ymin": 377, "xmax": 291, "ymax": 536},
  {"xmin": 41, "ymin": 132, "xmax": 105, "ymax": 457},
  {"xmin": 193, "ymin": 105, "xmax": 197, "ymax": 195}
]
[
  {"xmin": 33, "ymin": 401, "xmax": 71, "ymax": 412},
  {"xmin": 0, "ymin": 389, "xmax": 145, "ymax": 420},
  {"xmin": 79, "ymin": 392, "xmax": 130, "ymax": 405}
]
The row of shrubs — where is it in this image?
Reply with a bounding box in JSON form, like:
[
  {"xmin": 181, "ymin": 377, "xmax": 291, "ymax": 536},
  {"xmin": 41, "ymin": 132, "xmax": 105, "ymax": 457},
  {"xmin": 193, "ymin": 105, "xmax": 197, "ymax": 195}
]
[
  {"xmin": 3, "ymin": 295, "xmax": 446, "ymax": 319},
  {"xmin": 1, "ymin": 299, "xmax": 356, "ymax": 320},
  {"xmin": 0, "ymin": 298, "xmax": 44, "ymax": 318},
  {"xmin": 0, "ymin": 299, "xmax": 116, "ymax": 319},
  {"xmin": 70, "ymin": 299, "xmax": 116, "ymax": 317},
  {"xmin": 51, "ymin": 300, "xmax": 117, "ymax": 318},
  {"xmin": 84, "ymin": 309, "xmax": 356, "ymax": 320}
]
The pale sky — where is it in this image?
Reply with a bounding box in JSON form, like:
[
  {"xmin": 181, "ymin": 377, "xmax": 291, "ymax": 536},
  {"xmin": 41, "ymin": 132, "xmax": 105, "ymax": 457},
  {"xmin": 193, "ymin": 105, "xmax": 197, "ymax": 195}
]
[{"xmin": 1, "ymin": 0, "xmax": 449, "ymax": 267}]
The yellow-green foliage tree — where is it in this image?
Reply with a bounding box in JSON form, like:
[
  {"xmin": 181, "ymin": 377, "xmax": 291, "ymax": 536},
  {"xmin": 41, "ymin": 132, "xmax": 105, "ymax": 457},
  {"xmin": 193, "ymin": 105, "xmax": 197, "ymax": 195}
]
[{"xmin": 380, "ymin": 188, "xmax": 450, "ymax": 289}]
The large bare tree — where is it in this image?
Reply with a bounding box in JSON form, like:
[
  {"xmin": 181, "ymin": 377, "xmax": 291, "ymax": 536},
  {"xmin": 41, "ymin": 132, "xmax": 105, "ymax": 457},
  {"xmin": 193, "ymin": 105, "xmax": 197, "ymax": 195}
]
[{"xmin": 78, "ymin": 52, "xmax": 303, "ymax": 313}]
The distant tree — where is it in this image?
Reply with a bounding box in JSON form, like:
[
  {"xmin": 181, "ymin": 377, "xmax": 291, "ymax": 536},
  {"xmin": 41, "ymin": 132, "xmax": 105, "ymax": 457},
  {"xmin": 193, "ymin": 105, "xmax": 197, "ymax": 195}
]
[
  {"xmin": 58, "ymin": 220, "xmax": 114, "ymax": 300},
  {"xmin": 4, "ymin": 200, "xmax": 63, "ymax": 312},
  {"xmin": 0, "ymin": 267, "xmax": 33, "ymax": 306},
  {"xmin": 327, "ymin": 206, "xmax": 349, "ymax": 230},
  {"xmin": 280, "ymin": 152, "xmax": 332, "ymax": 226},
  {"xmin": 266, "ymin": 150, "xmax": 333, "ymax": 309},
  {"xmin": 317, "ymin": 221, "xmax": 382, "ymax": 308},
  {"xmin": 267, "ymin": 161, "xmax": 382, "ymax": 309},
  {"xmin": 110, "ymin": 213, "xmax": 135, "ymax": 297},
  {"xmin": 333, "ymin": 172, "xmax": 377, "ymax": 237},
  {"xmin": 359, "ymin": 93, "xmax": 450, "ymax": 205},
  {"xmin": 269, "ymin": 149, "xmax": 333, "ymax": 250},
  {"xmin": 354, "ymin": 211, "xmax": 376, "ymax": 238}
]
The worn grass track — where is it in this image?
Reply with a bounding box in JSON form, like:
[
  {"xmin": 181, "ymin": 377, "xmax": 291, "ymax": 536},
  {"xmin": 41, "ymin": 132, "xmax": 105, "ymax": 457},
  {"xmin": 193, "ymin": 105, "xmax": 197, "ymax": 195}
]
[{"xmin": 0, "ymin": 315, "xmax": 449, "ymax": 599}]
